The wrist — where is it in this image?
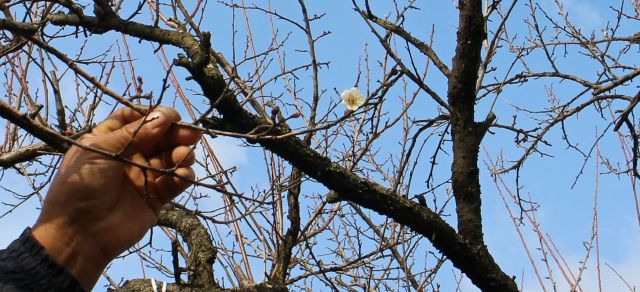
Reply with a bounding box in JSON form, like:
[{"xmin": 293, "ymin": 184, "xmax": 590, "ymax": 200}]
[{"xmin": 32, "ymin": 220, "xmax": 110, "ymax": 291}]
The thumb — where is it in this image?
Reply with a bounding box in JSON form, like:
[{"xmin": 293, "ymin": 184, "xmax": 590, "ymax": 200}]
[{"xmin": 96, "ymin": 110, "xmax": 174, "ymax": 156}]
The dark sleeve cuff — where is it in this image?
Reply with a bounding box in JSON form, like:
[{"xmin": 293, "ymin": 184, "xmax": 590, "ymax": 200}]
[{"xmin": 0, "ymin": 228, "xmax": 85, "ymax": 292}]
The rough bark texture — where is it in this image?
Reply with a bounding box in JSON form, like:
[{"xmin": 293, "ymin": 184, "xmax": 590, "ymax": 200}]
[
  {"xmin": 157, "ymin": 208, "xmax": 218, "ymax": 290},
  {"xmin": 111, "ymin": 279, "xmax": 286, "ymax": 292},
  {"xmin": 447, "ymin": 0, "xmax": 486, "ymax": 246}
]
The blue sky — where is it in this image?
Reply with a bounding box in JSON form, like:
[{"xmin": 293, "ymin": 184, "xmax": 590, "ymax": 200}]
[{"xmin": 1, "ymin": 0, "xmax": 639, "ymax": 291}]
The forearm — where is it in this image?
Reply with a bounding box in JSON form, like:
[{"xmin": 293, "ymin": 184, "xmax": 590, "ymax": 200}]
[{"xmin": 32, "ymin": 221, "xmax": 110, "ymax": 291}]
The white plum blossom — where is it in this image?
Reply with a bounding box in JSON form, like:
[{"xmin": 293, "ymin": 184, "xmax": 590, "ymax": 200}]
[{"xmin": 340, "ymin": 87, "xmax": 365, "ymax": 111}]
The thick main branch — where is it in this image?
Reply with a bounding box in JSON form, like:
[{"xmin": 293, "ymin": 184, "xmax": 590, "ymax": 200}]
[{"xmin": 447, "ymin": 0, "xmax": 487, "ymax": 246}]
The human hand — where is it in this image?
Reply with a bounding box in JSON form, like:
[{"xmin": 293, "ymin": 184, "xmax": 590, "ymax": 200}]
[{"xmin": 32, "ymin": 106, "xmax": 201, "ymax": 290}]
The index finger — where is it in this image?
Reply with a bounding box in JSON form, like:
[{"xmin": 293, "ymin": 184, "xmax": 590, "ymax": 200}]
[
  {"xmin": 92, "ymin": 107, "xmax": 145, "ymax": 135},
  {"xmin": 93, "ymin": 106, "xmax": 182, "ymax": 135}
]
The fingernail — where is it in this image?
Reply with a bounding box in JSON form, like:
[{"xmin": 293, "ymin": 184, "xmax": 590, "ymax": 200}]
[{"xmin": 147, "ymin": 111, "xmax": 165, "ymax": 126}]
